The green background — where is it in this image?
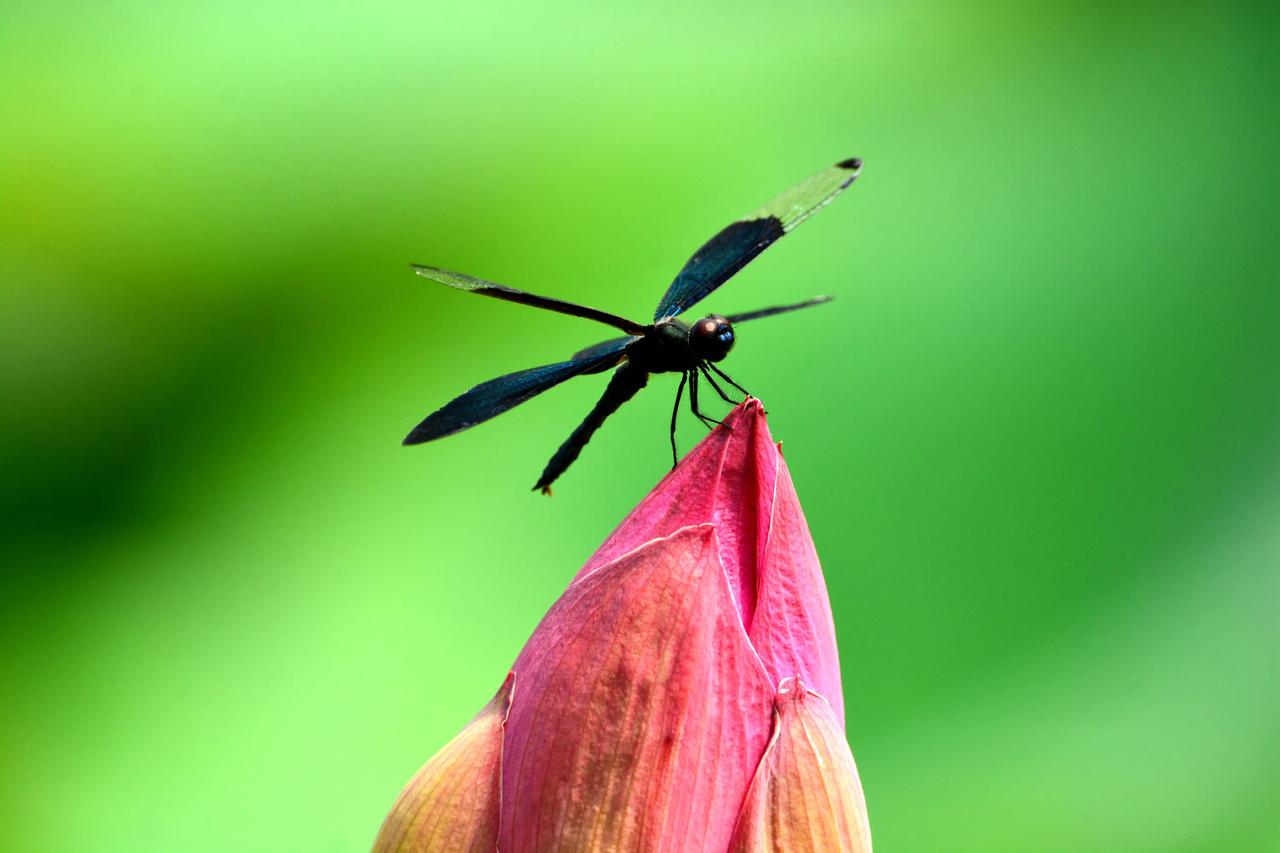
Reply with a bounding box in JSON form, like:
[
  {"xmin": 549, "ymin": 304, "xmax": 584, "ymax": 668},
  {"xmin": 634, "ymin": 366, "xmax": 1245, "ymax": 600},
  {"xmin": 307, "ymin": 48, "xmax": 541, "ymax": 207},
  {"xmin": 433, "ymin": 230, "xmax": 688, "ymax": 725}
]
[{"xmin": 2, "ymin": 1, "xmax": 1277, "ymax": 850}]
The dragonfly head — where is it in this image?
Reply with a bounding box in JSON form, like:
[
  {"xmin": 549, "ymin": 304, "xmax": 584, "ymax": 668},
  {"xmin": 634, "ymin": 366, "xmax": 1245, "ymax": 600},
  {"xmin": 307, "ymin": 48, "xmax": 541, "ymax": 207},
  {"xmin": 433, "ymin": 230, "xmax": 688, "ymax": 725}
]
[{"xmin": 690, "ymin": 314, "xmax": 735, "ymax": 363}]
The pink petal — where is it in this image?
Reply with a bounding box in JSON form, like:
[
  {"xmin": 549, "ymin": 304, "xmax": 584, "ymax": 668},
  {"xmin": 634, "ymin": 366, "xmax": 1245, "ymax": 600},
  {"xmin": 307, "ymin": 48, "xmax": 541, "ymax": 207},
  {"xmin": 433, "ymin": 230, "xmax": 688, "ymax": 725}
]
[
  {"xmin": 577, "ymin": 399, "xmax": 844, "ymax": 724},
  {"xmin": 372, "ymin": 673, "xmax": 513, "ymax": 853},
  {"xmin": 729, "ymin": 679, "xmax": 872, "ymax": 853},
  {"xmin": 500, "ymin": 525, "xmax": 775, "ymax": 852},
  {"xmin": 748, "ymin": 450, "xmax": 845, "ymax": 726},
  {"xmin": 576, "ymin": 399, "xmax": 778, "ymax": 633}
]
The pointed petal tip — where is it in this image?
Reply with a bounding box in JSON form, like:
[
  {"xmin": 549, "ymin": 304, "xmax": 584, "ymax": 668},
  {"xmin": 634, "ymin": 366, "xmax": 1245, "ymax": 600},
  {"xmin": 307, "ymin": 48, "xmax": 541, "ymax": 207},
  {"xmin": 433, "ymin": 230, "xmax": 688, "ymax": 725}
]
[
  {"xmin": 730, "ymin": 680, "xmax": 871, "ymax": 853},
  {"xmin": 773, "ymin": 677, "xmax": 842, "ymax": 724},
  {"xmin": 372, "ymin": 674, "xmax": 514, "ymax": 853},
  {"xmin": 776, "ymin": 674, "xmax": 806, "ymax": 696},
  {"xmin": 715, "ymin": 396, "xmax": 768, "ymax": 435},
  {"xmin": 489, "ymin": 670, "xmax": 515, "ymax": 718}
]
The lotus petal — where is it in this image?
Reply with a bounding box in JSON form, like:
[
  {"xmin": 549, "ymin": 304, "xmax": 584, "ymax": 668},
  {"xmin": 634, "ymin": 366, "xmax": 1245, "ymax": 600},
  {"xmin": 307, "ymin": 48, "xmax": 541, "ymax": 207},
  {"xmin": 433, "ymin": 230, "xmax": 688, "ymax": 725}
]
[
  {"xmin": 747, "ymin": 453, "xmax": 843, "ymax": 724},
  {"xmin": 371, "ymin": 673, "xmax": 512, "ymax": 853},
  {"xmin": 500, "ymin": 525, "xmax": 775, "ymax": 853},
  {"xmin": 576, "ymin": 399, "xmax": 843, "ymax": 724},
  {"xmin": 730, "ymin": 679, "xmax": 871, "ymax": 853}
]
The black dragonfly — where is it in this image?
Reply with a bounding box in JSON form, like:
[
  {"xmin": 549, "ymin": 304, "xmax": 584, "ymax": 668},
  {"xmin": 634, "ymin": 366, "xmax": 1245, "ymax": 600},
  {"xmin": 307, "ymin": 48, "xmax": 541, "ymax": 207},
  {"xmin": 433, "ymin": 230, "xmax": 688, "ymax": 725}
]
[{"xmin": 405, "ymin": 157, "xmax": 863, "ymax": 493}]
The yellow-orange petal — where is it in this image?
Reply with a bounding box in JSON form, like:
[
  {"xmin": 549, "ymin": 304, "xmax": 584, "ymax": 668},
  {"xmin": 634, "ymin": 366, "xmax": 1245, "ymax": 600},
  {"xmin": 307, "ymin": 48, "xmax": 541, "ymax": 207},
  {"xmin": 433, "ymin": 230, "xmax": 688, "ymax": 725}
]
[
  {"xmin": 730, "ymin": 679, "xmax": 872, "ymax": 853},
  {"xmin": 371, "ymin": 672, "xmax": 513, "ymax": 853}
]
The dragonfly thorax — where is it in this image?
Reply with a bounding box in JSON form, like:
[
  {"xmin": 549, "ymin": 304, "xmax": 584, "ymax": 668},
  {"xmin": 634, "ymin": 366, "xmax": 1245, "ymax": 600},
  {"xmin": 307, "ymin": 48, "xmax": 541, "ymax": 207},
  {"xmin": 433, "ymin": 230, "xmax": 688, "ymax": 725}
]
[{"xmin": 632, "ymin": 317, "xmax": 729, "ymax": 374}]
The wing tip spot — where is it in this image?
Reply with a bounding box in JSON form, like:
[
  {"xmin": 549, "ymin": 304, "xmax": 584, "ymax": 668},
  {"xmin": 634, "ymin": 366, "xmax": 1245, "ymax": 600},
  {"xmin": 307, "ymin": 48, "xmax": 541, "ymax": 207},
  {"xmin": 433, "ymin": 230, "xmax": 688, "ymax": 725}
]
[{"xmin": 836, "ymin": 157, "xmax": 863, "ymax": 171}]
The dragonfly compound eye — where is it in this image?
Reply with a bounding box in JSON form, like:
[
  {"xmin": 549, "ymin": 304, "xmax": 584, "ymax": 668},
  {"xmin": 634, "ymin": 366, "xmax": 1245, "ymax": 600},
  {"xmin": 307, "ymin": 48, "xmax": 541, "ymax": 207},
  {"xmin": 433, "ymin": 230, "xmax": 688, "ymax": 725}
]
[{"xmin": 691, "ymin": 314, "xmax": 735, "ymax": 362}]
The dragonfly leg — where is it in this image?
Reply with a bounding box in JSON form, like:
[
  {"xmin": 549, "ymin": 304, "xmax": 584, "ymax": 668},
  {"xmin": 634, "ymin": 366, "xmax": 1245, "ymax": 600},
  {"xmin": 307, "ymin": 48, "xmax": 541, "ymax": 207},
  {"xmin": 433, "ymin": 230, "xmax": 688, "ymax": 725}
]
[
  {"xmin": 699, "ymin": 364, "xmax": 737, "ymax": 404},
  {"xmin": 707, "ymin": 362, "xmax": 751, "ymax": 399},
  {"xmin": 688, "ymin": 369, "xmax": 723, "ymax": 428},
  {"xmin": 670, "ymin": 371, "xmax": 688, "ymax": 468}
]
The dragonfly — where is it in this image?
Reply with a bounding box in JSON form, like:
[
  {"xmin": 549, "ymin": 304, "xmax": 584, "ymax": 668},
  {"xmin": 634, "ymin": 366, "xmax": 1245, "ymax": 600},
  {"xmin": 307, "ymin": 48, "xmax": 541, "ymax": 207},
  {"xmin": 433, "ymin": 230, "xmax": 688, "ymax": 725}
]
[{"xmin": 405, "ymin": 157, "xmax": 863, "ymax": 493}]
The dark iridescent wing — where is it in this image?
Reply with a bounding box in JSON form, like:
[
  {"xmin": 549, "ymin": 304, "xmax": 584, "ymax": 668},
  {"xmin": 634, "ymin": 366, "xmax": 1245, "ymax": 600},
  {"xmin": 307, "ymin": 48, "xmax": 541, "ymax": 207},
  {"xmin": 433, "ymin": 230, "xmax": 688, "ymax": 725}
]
[
  {"xmin": 572, "ymin": 335, "xmax": 640, "ymax": 362},
  {"xmin": 652, "ymin": 158, "xmax": 863, "ymax": 321},
  {"xmin": 412, "ymin": 265, "xmax": 646, "ymax": 335},
  {"xmin": 726, "ymin": 295, "xmax": 833, "ymax": 324},
  {"xmin": 403, "ymin": 339, "xmax": 631, "ymax": 444}
]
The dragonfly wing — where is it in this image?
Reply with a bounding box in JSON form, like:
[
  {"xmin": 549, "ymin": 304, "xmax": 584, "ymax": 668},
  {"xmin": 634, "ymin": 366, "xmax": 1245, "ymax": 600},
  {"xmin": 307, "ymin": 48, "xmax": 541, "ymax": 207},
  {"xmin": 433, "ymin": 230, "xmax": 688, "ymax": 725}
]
[
  {"xmin": 403, "ymin": 339, "xmax": 632, "ymax": 444},
  {"xmin": 726, "ymin": 295, "xmax": 833, "ymax": 324},
  {"xmin": 571, "ymin": 335, "xmax": 640, "ymax": 363},
  {"xmin": 412, "ymin": 265, "xmax": 646, "ymax": 334},
  {"xmin": 652, "ymin": 158, "xmax": 863, "ymax": 320}
]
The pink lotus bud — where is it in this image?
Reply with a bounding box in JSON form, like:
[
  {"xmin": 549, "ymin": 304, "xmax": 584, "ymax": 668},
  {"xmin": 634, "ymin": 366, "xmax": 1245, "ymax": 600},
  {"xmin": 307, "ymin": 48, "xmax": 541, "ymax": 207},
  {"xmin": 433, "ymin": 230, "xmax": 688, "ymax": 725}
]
[{"xmin": 373, "ymin": 400, "xmax": 871, "ymax": 852}]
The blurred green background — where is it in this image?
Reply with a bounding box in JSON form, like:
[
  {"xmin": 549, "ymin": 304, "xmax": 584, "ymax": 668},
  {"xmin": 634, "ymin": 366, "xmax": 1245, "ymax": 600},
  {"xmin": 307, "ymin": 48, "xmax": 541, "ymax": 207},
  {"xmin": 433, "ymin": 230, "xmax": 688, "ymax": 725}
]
[{"xmin": 2, "ymin": 0, "xmax": 1277, "ymax": 850}]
